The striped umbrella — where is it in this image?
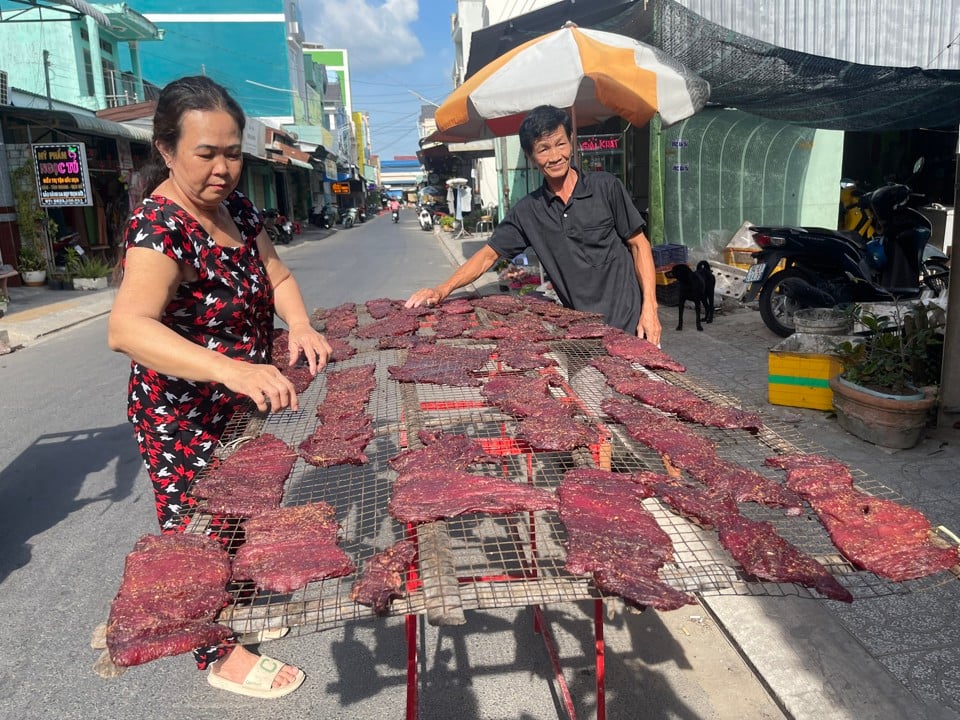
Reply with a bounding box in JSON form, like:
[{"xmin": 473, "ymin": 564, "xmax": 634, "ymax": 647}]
[{"xmin": 432, "ymin": 23, "xmax": 710, "ymax": 143}]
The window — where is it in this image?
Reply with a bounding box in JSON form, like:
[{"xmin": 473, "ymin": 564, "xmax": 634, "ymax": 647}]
[
  {"xmin": 99, "ymin": 39, "xmax": 113, "ymax": 55},
  {"xmin": 82, "ymin": 49, "xmax": 95, "ymax": 96}
]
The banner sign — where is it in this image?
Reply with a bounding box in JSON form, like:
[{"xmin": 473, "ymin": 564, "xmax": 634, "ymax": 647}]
[
  {"xmin": 579, "ymin": 135, "xmax": 621, "ymax": 152},
  {"xmin": 32, "ymin": 143, "xmax": 93, "ymax": 207},
  {"xmin": 332, "ymin": 181, "xmax": 351, "ymax": 194}
]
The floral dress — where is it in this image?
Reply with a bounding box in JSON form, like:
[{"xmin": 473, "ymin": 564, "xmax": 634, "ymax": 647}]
[{"xmin": 123, "ymin": 190, "xmax": 273, "ymax": 668}]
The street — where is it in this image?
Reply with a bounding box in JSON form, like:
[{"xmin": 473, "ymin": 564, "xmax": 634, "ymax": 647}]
[{"xmin": 0, "ymin": 212, "xmax": 786, "ymax": 720}]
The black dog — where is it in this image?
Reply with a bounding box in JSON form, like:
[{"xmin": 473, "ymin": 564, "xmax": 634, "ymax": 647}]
[{"xmin": 665, "ymin": 261, "xmax": 715, "ymax": 331}]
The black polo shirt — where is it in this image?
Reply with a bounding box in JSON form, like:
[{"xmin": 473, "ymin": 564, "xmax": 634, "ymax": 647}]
[{"xmin": 488, "ymin": 169, "xmax": 646, "ymax": 333}]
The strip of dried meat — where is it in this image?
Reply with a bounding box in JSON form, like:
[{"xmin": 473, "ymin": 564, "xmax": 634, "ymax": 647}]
[
  {"xmin": 366, "ymin": 297, "xmax": 402, "ymax": 319},
  {"xmin": 233, "ymin": 502, "xmax": 355, "ymax": 593},
  {"xmin": 107, "ymin": 534, "xmax": 233, "ymax": 667},
  {"xmin": 765, "ymin": 454, "xmax": 958, "ymax": 581},
  {"xmin": 517, "ymin": 411, "xmax": 596, "ymax": 451},
  {"xmin": 564, "ymin": 321, "xmax": 610, "ymax": 339},
  {"xmin": 299, "ymin": 415, "xmax": 374, "ymax": 467},
  {"xmin": 494, "ymin": 338, "xmax": 558, "ymax": 370},
  {"xmin": 327, "ymin": 337, "xmax": 357, "ymax": 362},
  {"xmin": 388, "ymin": 430, "xmax": 499, "ymax": 476},
  {"xmin": 717, "ymin": 515, "xmax": 853, "ymax": 602},
  {"xmin": 559, "ymin": 469, "xmax": 695, "ymax": 610},
  {"xmin": 601, "ymin": 398, "xmax": 801, "ymax": 513},
  {"xmin": 470, "ymin": 313, "xmax": 561, "ymax": 342},
  {"xmin": 522, "ymin": 297, "xmax": 604, "ymax": 327},
  {"xmin": 437, "ymin": 297, "xmax": 476, "ymax": 315},
  {"xmin": 312, "ymin": 303, "xmax": 358, "ymax": 338},
  {"xmin": 432, "ymin": 312, "xmax": 475, "ymax": 339},
  {"xmin": 591, "ymin": 356, "xmax": 762, "ymax": 432},
  {"xmin": 350, "ymin": 540, "xmax": 417, "ymax": 613},
  {"xmin": 388, "ymin": 470, "xmax": 558, "ymax": 524},
  {"xmin": 388, "ymin": 344, "xmax": 491, "ymax": 387},
  {"xmin": 474, "ymin": 294, "xmax": 526, "ymax": 315},
  {"xmin": 378, "ymin": 334, "xmax": 435, "ymax": 350},
  {"xmin": 356, "ymin": 312, "xmax": 421, "ymax": 339},
  {"xmin": 602, "ymin": 329, "xmax": 686, "ymax": 372},
  {"xmin": 191, "ymin": 434, "xmax": 297, "ymax": 517}
]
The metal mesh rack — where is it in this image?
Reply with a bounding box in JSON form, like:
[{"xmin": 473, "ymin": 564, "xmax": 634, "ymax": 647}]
[{"xmin": 199, "ymin": 334, "xmax": 957, "ymax": 639}]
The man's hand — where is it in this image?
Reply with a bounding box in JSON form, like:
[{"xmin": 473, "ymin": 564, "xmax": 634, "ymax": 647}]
[
  {"xmin": 638, "ymin": 305, "xmax": 662, "ymax": 347},
  {"xmin": 406, "ymin": 287, "xmax": 442, "ymax": 308}
]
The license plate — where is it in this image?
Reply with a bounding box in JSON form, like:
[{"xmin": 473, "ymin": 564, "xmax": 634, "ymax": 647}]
[{"xmin": 744, "ymin": 262, "xmax": 766, "ymax": 283}]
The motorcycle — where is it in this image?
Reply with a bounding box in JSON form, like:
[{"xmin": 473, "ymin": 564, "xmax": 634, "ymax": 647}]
[
  {"xmin": 418, "ymin": 206, "xmax": 434, "ymax": 231},
  {"xmin": 392, "ymin": 208, "xmax": 400, "ymax": 224},
  {"xmin": 262, "ymin": 208, "xmax": 292, "ymax": 245},
  {"xmin": 343, "ymin": 207, "xmax": 358, "ymax": 229},
  {"xmin": 744, "ymin": 160, "xmax": 950, "ymax": 337}
]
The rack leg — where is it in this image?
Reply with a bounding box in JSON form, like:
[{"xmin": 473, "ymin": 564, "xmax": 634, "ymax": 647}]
[
  {"xmin": 406, "ymin": 614, "xmax": 418, "ymax": 720},
  {"xmin": 533, "ymin": 605, "xmax": 578, "ymax": 720},
  {"xmin": 594, "ymin": 599, "xmax": 606, "ymax": 720}
]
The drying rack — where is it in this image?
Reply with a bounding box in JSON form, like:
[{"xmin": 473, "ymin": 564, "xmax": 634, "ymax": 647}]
[{"xmin": 189, "ymin": 329, "xmax": 955, "ymax": 720}]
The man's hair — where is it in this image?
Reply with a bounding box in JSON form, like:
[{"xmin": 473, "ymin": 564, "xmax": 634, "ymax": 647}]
[{"xmin": 518, "ymin": 105, "xmax": 572, "ymax": 155}]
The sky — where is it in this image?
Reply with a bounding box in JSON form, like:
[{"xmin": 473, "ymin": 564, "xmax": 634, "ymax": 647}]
[{"xmin": 300, "ymin": 0, "xmax": 458, "ymax": 161}]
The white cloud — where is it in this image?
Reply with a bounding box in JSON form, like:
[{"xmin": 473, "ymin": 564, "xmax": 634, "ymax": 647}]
[{"xmin": 300, "ymin": 0, "xmax": 425, "ymax": 71}]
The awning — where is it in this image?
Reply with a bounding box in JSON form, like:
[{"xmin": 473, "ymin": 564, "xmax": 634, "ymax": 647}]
[
  {"xmin": 99, "ymin": 3, "xmax": 163, "ymax": 42},
  {"xmin": 50, "ymin": 0, "xmax": 110, "ymax": 28},
  {"xmin": 0, "ymin": 106, "xmax": 153, "ymax": 143},
  {"xmin": 289, "ymin": 158, "xmax": 313, "ymax": 170}
]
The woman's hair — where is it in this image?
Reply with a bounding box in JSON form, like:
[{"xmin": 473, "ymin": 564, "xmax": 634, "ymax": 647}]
[
  {"xmin": 142, "ymin": 76, "xmax": 247, "ymax": 191},
  {"xmin": 518, "ymin": 105, "xmax": 572, "ymax": 155}
]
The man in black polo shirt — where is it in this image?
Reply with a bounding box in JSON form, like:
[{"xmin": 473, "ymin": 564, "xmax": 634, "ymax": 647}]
[{"xmin": 406, "ymin": 105, "xmax": 661, "ymax": 345}]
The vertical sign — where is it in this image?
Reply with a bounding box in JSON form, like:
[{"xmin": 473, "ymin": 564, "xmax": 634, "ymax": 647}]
[{"xmin": 32, "ymin": 142, "xmax": 93, "ymax": 206}]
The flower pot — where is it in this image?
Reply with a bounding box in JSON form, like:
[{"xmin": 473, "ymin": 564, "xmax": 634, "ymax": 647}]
[
  {"xmin": 72, "ymin": 276, "xmax": 109, "ymax": 291},
  {"xmin": 829, "ymin": 375, "xmax": 936, "ymax": 449},
  {"xmin": 20, "ymin": 269, "xmax": 47, "ymax": 287},
  {"xmin": 793, "ymin": 308, "xmax": 852, "ymax": 335}
]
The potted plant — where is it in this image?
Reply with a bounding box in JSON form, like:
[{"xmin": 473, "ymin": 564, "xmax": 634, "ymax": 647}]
[
  {"xmin": 439, "ymin": 215, "xmax": 455, "ymax": 232},
  {"xmin": 829, "ymin": 303, "xmax": 943, "ymax": 449},
  {"xmin": 11, "ymin": 159, "xmax": 51, "ymax": 286},
  {"xmin": 67, "ymin": 251, "xmax": 113, "ymax": 290}
]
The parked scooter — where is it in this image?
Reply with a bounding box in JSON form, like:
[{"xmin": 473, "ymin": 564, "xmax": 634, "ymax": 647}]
[
  {"xmin": 262, "ymin": 208, "xmax": 292, "ymax": 244},
  {"xmin": 343, "ymin": 207, "xmax": 358, "ymax": 229},
  {"xmin": 744, "ymin": 159, "xmax": 949, "ymax": 337},
  {"xmin": 418, "ymin": 206, "xmax": 434, "ymax": 231}
]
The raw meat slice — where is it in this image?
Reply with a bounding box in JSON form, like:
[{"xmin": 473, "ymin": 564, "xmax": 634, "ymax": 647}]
[
  {"xmin": 766, "ymin": 454, "xmax": 958, "ymax": 581},
  {"xmin": 388, "ymin": 470, "xmax": 558, "ymax": 524},
  {"xmin": 366, "ymin": 297, "xmax": 402, "ymax": 319},
  {"xmin": 558, "ymin": 469, "xmax": 695, "ymax": 610},
  {"xmin": 601, "ymin": 398, "xmax": 802, "ymax": 513},
  {"xmin": 591, "ymin": 356, "xmax": 762, "ymax": 431},
  {"xmin": 474, "ymin": 294, "xmax": 526, "ymax": 315},
  {"xmin": 432, "ymin": 312, "xmax": 475, "ymax": 339},
  {"xmin": 717, "ymin": 516, "xmax": 854, "ymax": 602},
  {"xmin": 378, "ymin": 334, "xmax": 434, "ymax": 349},
  {"xmin": 232, "ymin": 502, "xmax": 355, "ymax": 593},
  {"xmin": 522, "ymin": 298, "xmax": 604, "ymax": 327},
  {"xmin": 327, "ymin": 337, "xmax": 357, "ymax": 362},
  {"xmin": 106, "ymin": 534, "xmax": 233, "ymax": 667},
  {"xmin": 191, "ymin": 434, "xmax": 297, "ymax": 517},
  {"xmin": 494, "ymin": 339, "xmax": 558, "ymax": 370},
  {"xmin": 470, "ymin": 314, "xmax": 561, "ymax": 342},
  {"xmin": 281, "ymin": 364, "xmax": 315, "ymax": 393},
  {"xmin": 602, "ymin": 329, "xmax": 686, "ymax": 372},
  {"xmin": 312, "ymin": 303, "xmax": 358, "ymax": 338},
  {"xmin": 388, "ymin": 431, "xmax": 499, "ymax": 475},
  {"xmin": 350, "ymin": 540, "xmax": 417, "ymax": 613},
  {"xmin": 517, "ymin": 412, "xmax": 596, "ymax": 451},
  {"xmin": 388, "ymin": 344, "xmax": 491, "ymax": 387},
  {"xmin": 356, "ymin": 312, "xmax": 421, "ymax": 339},
  {"xmin": 438, "ymin": 297, "xmax": 476, "ymax": 315}
]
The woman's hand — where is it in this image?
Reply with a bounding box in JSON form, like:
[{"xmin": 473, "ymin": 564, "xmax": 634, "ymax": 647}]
[
  {"xmin": 223, "ymin": 360, "xmax": 300, "ymax": 413},
  {"xmin": 287, "ymin": 322, "xmax": 331, "ymax": 375}
]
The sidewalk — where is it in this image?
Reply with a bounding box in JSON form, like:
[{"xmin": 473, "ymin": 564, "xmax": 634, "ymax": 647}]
[{"xmin": 3, "ymin": 225, "xmax": 960, "ymax": 718}]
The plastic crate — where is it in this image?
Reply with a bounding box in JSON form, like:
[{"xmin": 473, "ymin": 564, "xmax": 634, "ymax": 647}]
[
  {"xmin": 651, "ymin": 243, "xmax": 688, "ymax": 267},
  {"xmin": 768, "ymin": 333, "xmax": 854, "ymax": 410},
  {"xmin": 656, "ymin": 282, "xmax": 681, "ymax": 307},
  {"xmin": 708, "ymin": 261, "xmax": 749, "ymax": 300}
]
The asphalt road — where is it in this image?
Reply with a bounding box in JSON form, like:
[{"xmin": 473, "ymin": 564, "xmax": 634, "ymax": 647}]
[{"xmin": 0, "ymin": 212, "xmax": 785, "ymax": 719}]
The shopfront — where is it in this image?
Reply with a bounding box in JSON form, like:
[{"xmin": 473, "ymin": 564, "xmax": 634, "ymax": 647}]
[{"xmin": 1, "ymin": 108, "xmax": 152, "ymax": 273}]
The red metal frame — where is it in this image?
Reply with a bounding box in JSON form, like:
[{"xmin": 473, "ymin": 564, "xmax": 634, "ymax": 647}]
[{"xmin": 397, "ymin": 379, "xmax": 610, "ymax": 719}]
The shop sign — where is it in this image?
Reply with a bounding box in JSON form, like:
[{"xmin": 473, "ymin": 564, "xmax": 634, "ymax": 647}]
[
  {"xmin": 332, "ymin": 181, "xmax": 351, "ymax": 194},
  {"xmin": 324, "ymin": 159, "xmax": 338, "ymax": 178},
  {"xmin": 32, "ymin": 142, "xmax": 93, "ymax": 207},
  {"xmin": 579, "ymin": 135, "xmax": 620, "ymax": 152}
]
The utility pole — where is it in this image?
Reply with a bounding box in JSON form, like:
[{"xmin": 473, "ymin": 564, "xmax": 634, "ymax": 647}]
[{"xmin": 43, "ymin": 50, "xmax": 52, "ymax": 110}]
